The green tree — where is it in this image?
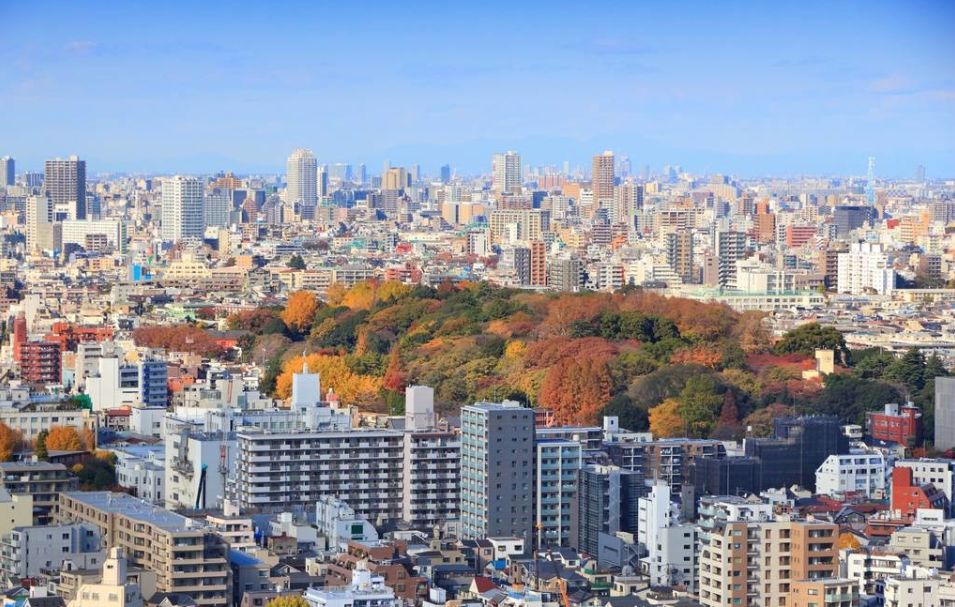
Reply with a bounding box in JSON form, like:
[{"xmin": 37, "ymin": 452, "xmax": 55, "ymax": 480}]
[
  {"xmin": 35, "ymin": 430, "xmax": 49, "ymax": 461},
  {"xmin": 774, "ymin": 323, "xmax": 849, "ymax": 364},
  {"xmin": 286, "ymin": 254, "xmax": 306, "ymax": 270},
  {"xmin": 678, "ymin": 375, "xmax": 722, "ymax": 437},
  {"xmin": 884, "ymin": 348, "xmax": 926, "ymax": 394}
]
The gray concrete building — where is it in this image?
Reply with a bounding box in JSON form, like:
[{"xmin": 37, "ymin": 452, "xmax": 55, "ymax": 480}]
[
  {"xmin": 573, "ymin": 464, "xmax": 645, "ymax": 557},
  {"xmin": 0, "ymin": 522, "xmax": 104, "ymax": 584},
  {"xmin": 935, "ymin": 377, "xmax": 955, "ymax": 451},
  {"xmin": 460, "ymin": 401, "xmax": 534, "ymax": 542}
]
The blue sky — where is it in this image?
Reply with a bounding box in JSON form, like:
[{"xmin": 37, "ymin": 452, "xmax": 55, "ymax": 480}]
[{"xmin": 2, "ymin": 1, "xmax": 953, "ymax": 178}]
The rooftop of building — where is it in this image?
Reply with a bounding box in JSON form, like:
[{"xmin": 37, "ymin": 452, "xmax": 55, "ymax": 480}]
[{"xmin": 61, "ymin": 491, "xmax": 201, "ymax": 533}]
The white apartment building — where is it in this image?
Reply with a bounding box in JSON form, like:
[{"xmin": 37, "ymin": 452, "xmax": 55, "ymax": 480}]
[
  {"xmin": 233, "ymin": 429, "xmax": 405, "ymax": 520},
  {"xmin": 61, "ymin": 218, "xmax": 126, "ymax": 252},
  {"xmin": 492, "ymin": 151, "xmax": 522, "ymax": 194},
  {"xmin": 160, "ymin": 175, "xmax": 204, "ymax": 242},
  {"xmin": 111, "ymin": 445, "xmax": 165, "ymax": 505},
  {"xmin": 815, "ymin": 452, "xmax": 887, "ymax": 498},
  {"xmin": 844, "ymin": 547, "xmax": 910, "ymax": 598},
  {"xmin": 638, "ymin": 481, "xmax": 698, "ymax": 592},
  {"xmin": 837, "ymin": 241, "xmax": 896, "ymax": 295},
  {"xmin": 165, "ymin": 429, "xmax": 236, "ymax": 511}
]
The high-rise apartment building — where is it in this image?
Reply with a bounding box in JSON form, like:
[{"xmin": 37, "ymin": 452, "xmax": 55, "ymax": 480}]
[
  {"xmin": 592, "ymin": 151, "xmax": 615, "ymax": 214},
  {"xmin": 666, "ymin": 229, "xmax": 695, "ymax": 284},
  {"xmin": 460, "ymin": 401, "xmax": 534, "ymax": 542},
  {"xmin": 0, "ymin": 157, "xmax": 13, "ymax": 187},
  {"xmin": 698, "ymin": 519, "xmax": 838, "ymax": 607},
  {"xmin": 535, "ymin": 439, "xmax": 581, "ymax": 549},
  {"xmin": 160, "ymin": 176, "xmax": 204, "ymax": 242},
  {"xmin": 935, "ymin": 377, "xmax": 955, "ymax": 452},
  {"xmin": 44, "ymin": 155, "xmax": 86, "ymax": 219},
  {"xmin": 488, "ymin": 209, "xmax": 550, "ymax": 245},
  {"xmin": 837, "ymin": 242, "xmax": 896, "ymax": 296},
  {"xmin": 492, "ymin": 151, "xmax": 522, "ymax": 194},
  {"xmin": 286, "ymin": 148, "xmax": 318, "ymax": 210},
  {"xmin": 204, "ymin": 188, "xmax": 232, "ymax": 228},
  {"xmin": 714, "ymin": 230, "xmax": 747, "ymax": 289},
  {"xmin": 402, "ymin": 386, "xmax": 460, "ymax": 530},
  {"xmin": 529, "ymin": 240, "xmax": 548, "ymax": 286},
  {"xmin": 573, "ymin": 464, "xmax": 644, "ymax": 557},
  {"xmin": 233, "ymin": 429, "xmax": 405, "ymax": 520},
  {"xmin": 25, "ymin": 195, "xmax": 54, "ymax": 252}
]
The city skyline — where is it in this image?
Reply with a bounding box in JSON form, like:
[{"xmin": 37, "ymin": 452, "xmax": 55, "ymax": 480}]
[{"xmin": 2, "ymin": 1, "xmax": 953, "ymax": 177}]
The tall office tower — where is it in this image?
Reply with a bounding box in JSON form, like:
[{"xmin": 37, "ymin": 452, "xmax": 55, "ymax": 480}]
[
  {"xmin": 382, "ymin": 167, "xmax": 408, "ymax": 192},
  {"xmin": 833, "ymin": 205, "xmax": 873, "ymax": 236},
  {"xmin": 286, "ymin": 148, "xmax": 318, "ymax": 209},
  {"xmin": 574, "ymin": 464, "xmax": 644, "ymax": 556},
  {"xmin": 836, "ymin": 242, "xmax": 896, "ymax": 296},
  {"xmin": 492, "ymin": 151, "xmax": 522, "ymax": 194},
  {"xmin": 440, "ymin": 164, "xmax": 451, "ymax": 184},
  {"xmin": 666, "ymin": 229, "xmax": 695, "ymax": 284},
  {"xmin": 916, "ymin": 165, "xmax": 926, "ymax": 182},
  {"xmin": 934, "ymin": 377, "xmax": 955, "ymax": 452},
  {"xmin": 160, "ymin": 176, "xmax": 204, "ymax": 242},
  {"xmin": 26, "ymin": 195, "xmax": 54, "ymax": 252},
  {"xmin": 203, "ymin": 189, "xmax": 231, "ymax": 228},
  {"xmin": 317, "ymin": 165, "xmax": 329, "ymax": 198},
  {"xmin": 591, "ymin": 151, "xmax": 615, "ymax": 214},
  {"xmin": 460, "ymin": 401, "xmax": 534, "ymax": 543},
  {"xmin": 357, "ymin": 163, "xmax": 367, "ymax": 185},
  {"xmin": 0, "ymin": 157, "xmax": 13, "ymax": 187},
  {"xmin": 44, "ymin": 155, "xmax": 86, "ymax": 219}
]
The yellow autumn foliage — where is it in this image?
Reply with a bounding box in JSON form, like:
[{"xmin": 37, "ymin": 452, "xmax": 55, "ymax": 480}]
[{"xmin": 275, "ymin": 354, "xmax": 381, "ymax": 406}]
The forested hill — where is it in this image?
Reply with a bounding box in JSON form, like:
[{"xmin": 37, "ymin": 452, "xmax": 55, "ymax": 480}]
[{"xmin": 136, "ymin": 281, "xmax": 948, "ymax": 444}]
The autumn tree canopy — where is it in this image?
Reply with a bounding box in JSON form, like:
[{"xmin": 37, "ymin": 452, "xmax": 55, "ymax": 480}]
[
  {"xmin": 280, "ymin": 291, "xmax": 320, "ymax": 334},
  {"xmin": 539, "ymin": 355, "xmax": 614, "ymax": 425},
  {"xmin": 0, "ymin": 423, "xmax": 22, "ymax": 462}
]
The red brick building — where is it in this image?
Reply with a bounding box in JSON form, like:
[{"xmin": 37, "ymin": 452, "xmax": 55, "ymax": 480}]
[
  {"xmin": 867, "ymin": 403, "xmax": 922, "ymax": 448},
  {"xmin": 890, "ymin": 466, "xmax": 948, "ymax": 519}
]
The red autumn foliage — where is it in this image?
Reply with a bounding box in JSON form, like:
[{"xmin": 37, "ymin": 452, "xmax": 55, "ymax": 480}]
[
  {"xmin": 524, "ymin": 337, "xmax": 622, "ymax": 370},
  {"xmin": 133, "ymin": 325, "xmax": 226, "ymax": 357},
  {"xmin": 382, "ymin": 348, "xmax": 405, "ymax": 393}
]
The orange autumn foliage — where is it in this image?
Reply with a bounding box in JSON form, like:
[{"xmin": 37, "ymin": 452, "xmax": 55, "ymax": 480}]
[
  {"xmin": 281, "ymin": 291, "xmax": 319, "ymax": 333},
  {"xmin": 0, "ymin": 423, "xmax": 21, "ymax": 462},
  {"xmin": 45, "ymin": 426, "xmax": 85, "ymax": 451},
  {"xmin": 670, "ymin": 345, "xmax": 723, "ymax": 368},
  {"xmin": 538, "ymin": 355, "xmax": 614, "ymax": 425}
]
